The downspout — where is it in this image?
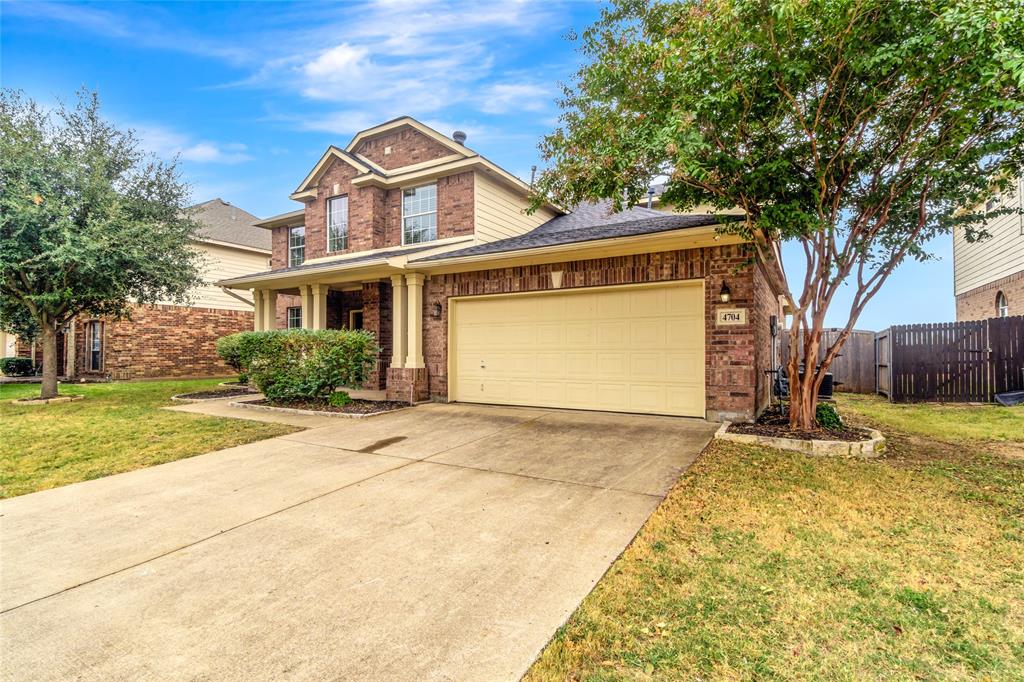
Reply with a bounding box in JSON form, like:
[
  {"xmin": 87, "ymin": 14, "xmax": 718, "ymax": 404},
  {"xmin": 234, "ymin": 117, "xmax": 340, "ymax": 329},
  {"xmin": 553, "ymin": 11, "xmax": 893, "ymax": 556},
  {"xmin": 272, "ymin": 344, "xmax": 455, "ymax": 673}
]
[{"xmin": 221, "ymin": 287, "xmax": 256, "ymax": 307}]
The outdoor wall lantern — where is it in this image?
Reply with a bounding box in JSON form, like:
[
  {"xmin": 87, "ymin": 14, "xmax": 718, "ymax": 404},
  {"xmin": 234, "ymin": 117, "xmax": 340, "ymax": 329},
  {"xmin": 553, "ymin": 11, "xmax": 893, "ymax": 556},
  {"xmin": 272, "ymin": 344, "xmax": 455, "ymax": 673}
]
[
  {"xmin": 431, "ymin": 302, "xmax": 443, "ymax": 318},
  {"xmin": 719, "ymin": 280, "xmax": 732, "ymax": 303}
]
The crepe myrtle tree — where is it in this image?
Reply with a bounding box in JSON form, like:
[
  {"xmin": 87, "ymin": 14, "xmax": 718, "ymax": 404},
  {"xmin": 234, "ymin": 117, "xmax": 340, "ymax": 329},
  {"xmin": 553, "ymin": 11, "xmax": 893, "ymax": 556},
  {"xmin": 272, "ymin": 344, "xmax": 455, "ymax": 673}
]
[
  {"xmin": 533, "ymin": 0, "xmax": 1024, "ymax": 429},
  {"xmin": 0, "ymin": 89, "xmax": 204, "ymax": 399}
]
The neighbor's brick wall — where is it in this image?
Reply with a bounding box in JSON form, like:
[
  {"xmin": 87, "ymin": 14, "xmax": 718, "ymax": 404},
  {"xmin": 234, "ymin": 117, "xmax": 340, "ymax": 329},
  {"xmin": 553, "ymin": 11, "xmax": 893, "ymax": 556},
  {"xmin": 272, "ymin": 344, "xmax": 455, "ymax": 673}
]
[
  {"xmin": 956, "ymin": 270, "xmax": 1024, "ymax": 321},
  {"xmin": 353, "ymin": 128, "xmax": 454, "ymax": 170},
  {"xmin": 75, "ymin": 304, "xmax": 252, "ymax": 380},
  {"xmin": 420, "ymin": 244, "xmax": 771, "ymax": 421}
]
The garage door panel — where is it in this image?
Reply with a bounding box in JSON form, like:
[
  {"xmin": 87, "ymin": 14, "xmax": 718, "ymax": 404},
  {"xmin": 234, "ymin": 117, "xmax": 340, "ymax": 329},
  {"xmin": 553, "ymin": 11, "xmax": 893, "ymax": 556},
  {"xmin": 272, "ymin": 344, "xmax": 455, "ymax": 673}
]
[
  {"xmin": 565, "ymin": 323, "xmax": 595, "ymax": 346},
  {"xmin": 565, "ymin": 352, "xmax": 597, "ymax": 377},
  {"xmin": 596, "ymin": 321, "xmax": 627, "ymax": 347},
  {"xmin": 629, "ymin": 352, "xmax": 664, "ymax": 379},
  {"xmin": 596, "ymin": 352, "xmax": 627, "ymax": 378},
  {"xmin": 630, "ymin": 319, "xmax": 666, "ymax": 346},
  {"xmin": 627, "ymin": 288, "xmax": 667, "ymax": 317},
  {"xmin": 450, "ymin": 283, "xmax": 704, "ymax": 417},
  {"xmin": 666, "ymin": 351, "xmax": 703, "ymax": 379}
]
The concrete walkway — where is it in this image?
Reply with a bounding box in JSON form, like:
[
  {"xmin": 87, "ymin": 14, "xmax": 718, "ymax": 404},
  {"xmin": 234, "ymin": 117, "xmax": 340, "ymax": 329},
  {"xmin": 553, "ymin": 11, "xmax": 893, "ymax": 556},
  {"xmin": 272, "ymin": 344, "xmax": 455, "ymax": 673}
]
[{"xmin": 1, "ymin": 403, "xmax": 715, "ymax": 681}]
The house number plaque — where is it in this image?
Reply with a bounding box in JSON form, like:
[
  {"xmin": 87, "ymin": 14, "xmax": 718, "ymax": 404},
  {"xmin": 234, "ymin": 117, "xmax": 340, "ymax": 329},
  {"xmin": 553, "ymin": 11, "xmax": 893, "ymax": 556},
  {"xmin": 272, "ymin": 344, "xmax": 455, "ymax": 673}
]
[{"xmin": 716, "ymin": 308, "xmax": 747, "ymax": 326}]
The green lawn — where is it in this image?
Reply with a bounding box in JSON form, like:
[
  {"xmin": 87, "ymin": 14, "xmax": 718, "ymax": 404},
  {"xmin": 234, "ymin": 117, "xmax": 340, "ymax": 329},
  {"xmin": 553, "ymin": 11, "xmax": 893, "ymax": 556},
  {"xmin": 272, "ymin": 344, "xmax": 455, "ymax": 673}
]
[
  {"xmin": 0, "ymin": 379, "xmax": 298, "ymax": 498},
  {"xmin": 527, "ymin": 395, "xmax": 1024, "ymax": 681}
]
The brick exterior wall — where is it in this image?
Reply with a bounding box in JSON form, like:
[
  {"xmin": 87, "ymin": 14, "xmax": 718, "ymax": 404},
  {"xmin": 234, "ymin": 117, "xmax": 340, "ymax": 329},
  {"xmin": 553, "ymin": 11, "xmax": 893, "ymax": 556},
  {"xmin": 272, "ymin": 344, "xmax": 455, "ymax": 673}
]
[
  {"xmin": 418, "ymin": 244, "xmax": 777, "ymax": 421},
  {"xmin": 74, "ymin": 304, "xmax": 253, "ymax": 380},
  {"xmin": 383, "ymin": 171, "xmax": 474, "ymax": 245},
  {"xmin": 270, "ymin": 140, "xmax": 475, "ymax": 269},
  {"xmin": 352, "ymin": 128, "xmax": 454, "ymax": 170},
  {"xmin": 275, "ymin": 294, "xmax": 302, "ymax": 329},
  {"xmin": 956, "ymin": 269, "xmax": 1024, "ymax": 321},
  {"xmin": 361, "ymin": 280, "xmax": 392, "ymax": 390}
]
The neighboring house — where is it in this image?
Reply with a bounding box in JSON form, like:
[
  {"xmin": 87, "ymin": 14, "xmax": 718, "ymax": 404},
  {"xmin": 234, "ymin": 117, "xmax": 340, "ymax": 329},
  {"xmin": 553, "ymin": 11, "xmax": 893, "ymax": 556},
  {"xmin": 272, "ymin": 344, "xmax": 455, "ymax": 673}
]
[
  {"xmin": 954, "ymin": 179, "xmax": 1024, "ymax": 321},
  {"xmin": 220, "ymin": 117, "xmax": 786, "ymax": 421},
  {"xmin": 14, "ymin": 199, "xmax": 270, "ymax": 379}
]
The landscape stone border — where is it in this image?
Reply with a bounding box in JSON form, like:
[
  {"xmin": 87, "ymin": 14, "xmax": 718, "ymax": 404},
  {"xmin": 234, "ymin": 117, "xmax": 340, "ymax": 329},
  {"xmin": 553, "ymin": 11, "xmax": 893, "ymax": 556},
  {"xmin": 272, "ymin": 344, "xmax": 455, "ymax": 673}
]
[
  {"xmin": 228, "ymin": 399, "xmax": 413, "ymax": 420},
  {"xmin": 715, "ymin": 422, "xmax": 886, "ymax": 458},
  {"xmin": 11, "ymin": 394, "xmax": 85, "ymax": 406},
  {"xmin": 171, "ymin": 390, "xmax": 257, "ymax": 403}
]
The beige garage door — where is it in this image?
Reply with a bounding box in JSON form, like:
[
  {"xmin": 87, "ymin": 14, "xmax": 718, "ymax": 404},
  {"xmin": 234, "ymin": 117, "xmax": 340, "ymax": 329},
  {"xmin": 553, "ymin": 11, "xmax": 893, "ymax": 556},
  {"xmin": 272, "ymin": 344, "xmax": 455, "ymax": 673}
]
[{"xmin": 449, "ymin": 281, "xmax": 705, "ymax": 417}]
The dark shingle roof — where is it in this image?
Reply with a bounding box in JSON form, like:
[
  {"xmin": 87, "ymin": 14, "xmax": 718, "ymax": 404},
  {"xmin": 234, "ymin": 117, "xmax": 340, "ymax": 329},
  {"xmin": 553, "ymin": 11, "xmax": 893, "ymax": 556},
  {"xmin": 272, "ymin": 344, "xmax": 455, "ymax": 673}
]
[
  {"xmin": 190, "ymin": 199, "xmax": 271, "ymax": 251},
  {"xmin": 412, "ymin": 201, "xmax": 741, "ymax": 262}
]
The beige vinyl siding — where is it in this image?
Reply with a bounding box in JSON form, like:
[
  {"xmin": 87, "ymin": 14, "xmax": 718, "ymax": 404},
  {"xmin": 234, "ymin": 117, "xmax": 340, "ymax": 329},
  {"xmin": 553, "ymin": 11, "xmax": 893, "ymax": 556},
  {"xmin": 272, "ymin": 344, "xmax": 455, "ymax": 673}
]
[
  {"xmin": 954, "ymin": 197, "xmax": 1024, "ymax": 295},
  {"xmin": 473, "ymin": 171, "xmax": 557, "ymax": 243},
  {"xmin": 157, "ymin": 242, "xmax": 269, "ymax": 310}
]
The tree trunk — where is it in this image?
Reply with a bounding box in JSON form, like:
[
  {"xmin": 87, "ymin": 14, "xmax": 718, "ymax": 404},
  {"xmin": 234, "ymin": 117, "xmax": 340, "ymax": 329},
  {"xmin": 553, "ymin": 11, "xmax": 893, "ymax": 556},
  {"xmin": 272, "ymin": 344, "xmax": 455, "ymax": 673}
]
[
  {"xmin": 39, "ymin": 321, "xmax": 59, "ymax": 399},
  {"xmin": 788, "ymin": 327, "xmax": 823, "ymax": 431}
]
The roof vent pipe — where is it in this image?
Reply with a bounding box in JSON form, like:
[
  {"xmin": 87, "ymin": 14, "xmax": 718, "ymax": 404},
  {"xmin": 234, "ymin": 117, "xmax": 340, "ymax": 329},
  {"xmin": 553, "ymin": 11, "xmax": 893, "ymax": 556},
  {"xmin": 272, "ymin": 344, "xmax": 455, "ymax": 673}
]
[{"xmin": 452, "ymin": 130, "xmax": 467, "ymax": 145}]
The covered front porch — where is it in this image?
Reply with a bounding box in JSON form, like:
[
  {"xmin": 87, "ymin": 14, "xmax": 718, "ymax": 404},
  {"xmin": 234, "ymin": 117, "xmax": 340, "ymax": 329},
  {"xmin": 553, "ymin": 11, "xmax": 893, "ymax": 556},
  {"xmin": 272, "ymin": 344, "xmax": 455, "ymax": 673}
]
[{"xmin": 248, "ymin": 272, "xmax": 428, "ymax": 396}]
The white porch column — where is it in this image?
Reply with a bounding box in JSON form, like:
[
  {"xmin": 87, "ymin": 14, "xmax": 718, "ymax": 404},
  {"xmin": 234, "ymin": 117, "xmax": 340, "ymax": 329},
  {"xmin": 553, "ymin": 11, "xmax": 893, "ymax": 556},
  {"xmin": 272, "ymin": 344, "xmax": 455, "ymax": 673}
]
[
  {"xmin": 299, "ymin": 285, "xmax": 314, "ymax": 329},
  {"xmin": 311, "ymin": 284, "xmax": 328, "ymax": 330},
  {"xmin": 390, "ymin": 274, "xmax": 407, "ymax": 368},
  {"xmin": 404, "ymin": 273, "xmax": 425, "ymax": 369},
  {"xmin": 64, "ymin": 320, "xmax": 76, "ymax": 378},
  {"xmin": 252, "ymin": 289, "xmax": 265, "ymax": 331},
  {"xmin": 263, "ymin": 289, "xmax": 278, "ymax": 330}
]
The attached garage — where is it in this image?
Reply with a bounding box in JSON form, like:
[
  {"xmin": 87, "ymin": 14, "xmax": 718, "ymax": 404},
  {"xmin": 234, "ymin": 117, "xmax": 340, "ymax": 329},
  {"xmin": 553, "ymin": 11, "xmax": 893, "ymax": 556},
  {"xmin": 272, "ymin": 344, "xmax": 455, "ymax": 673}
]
[{"xmin": 448, "ymin": 281, "xmax": 705, "ymax": 417}]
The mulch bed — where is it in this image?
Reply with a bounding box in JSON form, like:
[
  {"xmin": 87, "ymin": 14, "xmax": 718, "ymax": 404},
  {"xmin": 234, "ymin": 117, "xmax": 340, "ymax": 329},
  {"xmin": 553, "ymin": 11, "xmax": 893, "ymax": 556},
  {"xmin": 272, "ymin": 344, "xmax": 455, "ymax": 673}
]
[
  {"xmin": 250, "ymin": 398, "xmax": 409, "ymax": 415},
  {"xmin": 175, "ymin": 387, "xmax": 257, "ymax": 400},
  {"xmin": 728, "ymin": 409, "xmax": 871, "ymax": 442}
]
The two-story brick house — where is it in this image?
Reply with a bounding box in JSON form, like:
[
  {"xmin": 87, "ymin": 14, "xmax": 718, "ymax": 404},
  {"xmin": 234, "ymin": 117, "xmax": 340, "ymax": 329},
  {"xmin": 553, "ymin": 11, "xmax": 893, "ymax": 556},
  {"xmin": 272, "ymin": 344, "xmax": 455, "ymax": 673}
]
[
  {"xmin": 220, "ymin": 117, "xmax": 785, "ymax": 421},
  {"xmin": 953, "ymin": 179, "xmax": 1024, "ymax": 321}
]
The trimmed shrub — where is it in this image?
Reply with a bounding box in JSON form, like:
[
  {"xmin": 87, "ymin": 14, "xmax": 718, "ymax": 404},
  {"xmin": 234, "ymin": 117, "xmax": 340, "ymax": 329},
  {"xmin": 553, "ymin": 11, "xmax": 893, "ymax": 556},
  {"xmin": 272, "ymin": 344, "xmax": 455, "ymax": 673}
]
[
  {"xmin": 215, "ymin": 332, "xmax": 274, "ymax": 383},
  {"xmin": 816, "ymin": 402, "xmax": 844, "ymax": 430},
  {"xmin": 0, "ymin": 356, "xmax": 34, "ymax": 377},
  {"xmin": 233, "ymin": 329, "xmax": 380, "ymax": 403}
]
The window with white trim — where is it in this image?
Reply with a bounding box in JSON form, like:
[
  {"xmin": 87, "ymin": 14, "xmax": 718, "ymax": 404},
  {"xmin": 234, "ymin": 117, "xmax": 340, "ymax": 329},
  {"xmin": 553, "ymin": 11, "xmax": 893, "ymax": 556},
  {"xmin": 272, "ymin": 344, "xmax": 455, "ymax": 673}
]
[
  {"xmin": 402, "ymin": 183, "xmax": 437, "ymax": 244},
  {"xmin": 997, "ymin": 291, "xmax": 1009, "ymax": 318},
  {"xmin": 327, "ymin": 196, "xmax": 348, "ymax": 251},
  {"xmin": 287, "ymin": 306, "xmax": 302, "ymax": 329},
  {"xmin": 288, "ymin": 226, "xmax": 305, "ymax": 267},
  {"xmin": 88, "ymin": 321, "xmax": 103, "ymax": 371}
]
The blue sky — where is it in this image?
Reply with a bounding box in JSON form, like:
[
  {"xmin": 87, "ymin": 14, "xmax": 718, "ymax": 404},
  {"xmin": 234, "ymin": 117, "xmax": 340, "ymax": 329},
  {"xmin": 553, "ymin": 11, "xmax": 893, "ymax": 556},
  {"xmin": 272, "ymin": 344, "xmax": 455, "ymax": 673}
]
[{"xmin": 1, "ymin": 0, "xmax": 956, "ymax": 329}]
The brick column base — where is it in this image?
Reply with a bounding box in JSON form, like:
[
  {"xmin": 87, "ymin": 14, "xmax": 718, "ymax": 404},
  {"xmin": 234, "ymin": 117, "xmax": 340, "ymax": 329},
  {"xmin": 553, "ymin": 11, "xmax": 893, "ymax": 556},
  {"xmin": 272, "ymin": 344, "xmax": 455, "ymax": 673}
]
[{"xmin": 386, "ymin": 367, "xmax": 429, "ymax": 403}]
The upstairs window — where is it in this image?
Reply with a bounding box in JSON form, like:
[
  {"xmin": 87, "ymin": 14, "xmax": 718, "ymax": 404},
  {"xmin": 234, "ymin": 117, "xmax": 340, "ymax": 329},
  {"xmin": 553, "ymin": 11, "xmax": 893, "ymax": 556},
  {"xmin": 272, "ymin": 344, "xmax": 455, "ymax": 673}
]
[
  {"xmin": 402, "ymin": 183, "xmax": 437, "ymax": 244},
  {"xmin": 997, "ymin": 291, "xmax": 1009, "ymax": 318},
  {"xmin": 328, "ymin": 196, "xmax": 348, "ymax": 251},
  {"xmin": 288, "ymin": 226, "xmax": 305, "ymax": 267}
]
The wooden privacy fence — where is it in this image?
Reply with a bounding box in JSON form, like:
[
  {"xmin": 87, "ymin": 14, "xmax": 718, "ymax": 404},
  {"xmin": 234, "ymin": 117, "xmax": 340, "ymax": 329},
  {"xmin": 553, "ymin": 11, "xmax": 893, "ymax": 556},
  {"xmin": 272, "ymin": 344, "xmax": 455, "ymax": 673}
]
[
  {"xmin": 876, "ymin": 316, "xmax": 1024, "ymax": 403},
  {"xmin": 781, "ymin": 329, "xmax": 876, "ymax": 393}
]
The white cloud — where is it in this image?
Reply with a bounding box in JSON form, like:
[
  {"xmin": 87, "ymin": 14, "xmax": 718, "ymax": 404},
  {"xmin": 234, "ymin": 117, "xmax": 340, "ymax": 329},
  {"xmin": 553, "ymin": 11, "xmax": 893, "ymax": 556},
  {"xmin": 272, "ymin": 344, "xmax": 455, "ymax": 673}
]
[
  {"xmin": 133, "ymin": 125, "xmax": 253, "ymax": 164},
  {"xmin": 478, "ymin": 83, "xmax": 551, "ymax": 115},
  {"xmin": 241, "ymin": 0, "xmax": 565, "ymax": 123}
]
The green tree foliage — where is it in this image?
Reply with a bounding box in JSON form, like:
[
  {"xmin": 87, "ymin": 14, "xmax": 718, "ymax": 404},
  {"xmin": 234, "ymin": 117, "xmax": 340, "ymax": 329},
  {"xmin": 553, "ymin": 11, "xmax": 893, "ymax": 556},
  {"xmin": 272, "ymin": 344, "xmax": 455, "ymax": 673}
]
[
  {"xmin": 0, "ymin": 89, "xmax": 204, "ymax": 398},
  {"xmin": 534, "ymin": 0, "xmax": 1024, "ymax": 428}
]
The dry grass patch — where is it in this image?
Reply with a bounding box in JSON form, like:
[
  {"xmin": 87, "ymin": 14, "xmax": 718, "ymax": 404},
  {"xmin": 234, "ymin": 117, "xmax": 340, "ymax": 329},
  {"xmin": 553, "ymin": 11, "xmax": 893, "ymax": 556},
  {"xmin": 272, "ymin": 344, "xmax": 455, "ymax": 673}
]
[
  {"xmin": 0, "ymin": 379, "xmax": 298, "ymax": 498},
  {"xmin": 527, "ymin": 397, "xmax": 1024, "ymax": 680}
]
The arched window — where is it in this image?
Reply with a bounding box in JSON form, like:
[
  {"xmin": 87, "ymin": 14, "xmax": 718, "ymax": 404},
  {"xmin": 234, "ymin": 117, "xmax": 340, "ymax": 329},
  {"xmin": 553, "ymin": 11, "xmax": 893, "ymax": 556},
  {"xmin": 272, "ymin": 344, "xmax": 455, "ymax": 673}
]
[{"xmin": 996, "ymin": 291, "xmax": 1009, "ymax": 318}]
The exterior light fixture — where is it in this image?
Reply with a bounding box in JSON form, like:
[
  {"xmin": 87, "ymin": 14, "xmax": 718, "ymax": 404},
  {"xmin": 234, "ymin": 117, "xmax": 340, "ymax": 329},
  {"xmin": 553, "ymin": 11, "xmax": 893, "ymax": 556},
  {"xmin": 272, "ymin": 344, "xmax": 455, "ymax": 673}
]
[
  {"xmin": 719, "ymin": 281, "xmax": 731, "ymax": 303},
  {"xmin": 431, "ymin": 302, "xmax": 443, "ymax": 319}
]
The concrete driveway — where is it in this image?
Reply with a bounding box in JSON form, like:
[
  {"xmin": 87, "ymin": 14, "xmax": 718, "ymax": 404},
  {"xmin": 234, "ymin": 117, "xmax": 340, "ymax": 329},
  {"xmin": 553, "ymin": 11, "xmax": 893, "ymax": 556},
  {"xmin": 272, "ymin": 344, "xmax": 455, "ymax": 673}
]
[{"xmin": 1, "ymin": 403, "xmax": 715, "ymax": 681}]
